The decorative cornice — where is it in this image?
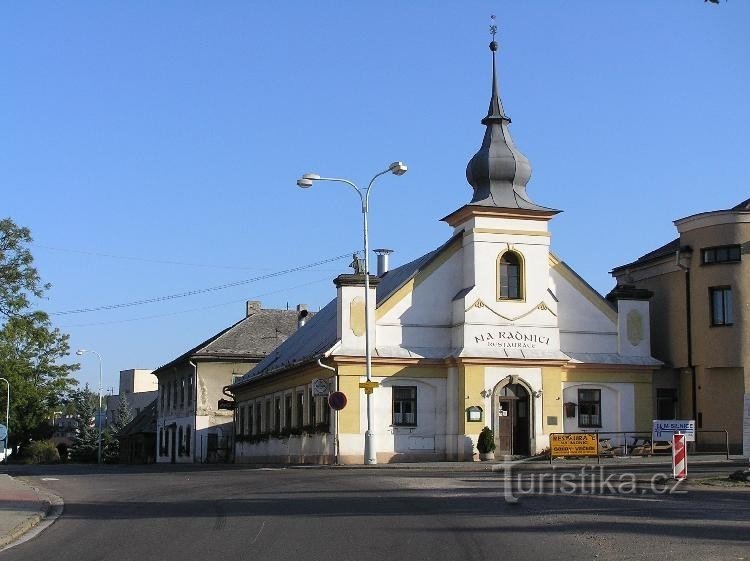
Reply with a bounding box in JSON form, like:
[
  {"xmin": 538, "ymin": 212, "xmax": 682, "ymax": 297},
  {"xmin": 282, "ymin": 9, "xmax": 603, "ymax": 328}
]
[{"xmin": 464, "ymin": 297, "xmax": 558, "ymax": 320}]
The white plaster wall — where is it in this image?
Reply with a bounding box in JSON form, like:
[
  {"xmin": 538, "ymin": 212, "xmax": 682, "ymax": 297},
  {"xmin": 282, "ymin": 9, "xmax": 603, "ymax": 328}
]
[
  {"xmin": 337, "ymin": 284, "xmax": 376, "ymax": 355},
  {"xmin": 561, "ymin": 382, "xmax": 636, "ymax": 443},
  {"xmin": 551, "ymin": 268, "xmax": 619, "ymax": 354},
  {"xmin": 616, "ymin": 299, "xmax": 652, "ymax": 357},
  {"xmin": 357, "ymin": 376, "xmax": 447, "ymax": 457}
]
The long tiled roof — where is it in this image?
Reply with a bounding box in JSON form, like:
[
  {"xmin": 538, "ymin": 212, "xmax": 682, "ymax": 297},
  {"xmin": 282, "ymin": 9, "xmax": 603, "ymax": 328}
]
[
  {"xmin": 153, "ymin": 307, "xmax": 303, "ymax": 375},
  {"xmin": 232, "ymin": 235, "xmax": 461, "ymax": 387},
  {"xmin": 610, "ymin": 237, "xmax": 680, "ymax": 273},
  {"xmin": 119, "ymin": 399, "xmax": 157, "ymax": 437}
]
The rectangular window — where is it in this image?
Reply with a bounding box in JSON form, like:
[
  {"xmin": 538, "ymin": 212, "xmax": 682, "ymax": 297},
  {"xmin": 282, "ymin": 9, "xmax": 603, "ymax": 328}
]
[
  {"xmin": 656, "ymin": 389, "xmax": 677, "ymax": 420},
  {"xmin": 247, "ymin": 403, "xmax": 253, "ymax": 434},
  {"xmin": 285, "ymin": 394, "xmax": 292, "ymax": 429},
  {"xmin": 309, "ymin": 389, "xmax": 316, "ymax": 425},
  {"xmin": 265, "ymin": 399, "xmax": 271, "ymax": 432},
  {"xmin": 160, "ymin": 385, "xmax": 164, "ymax": 410},
  {"xmin": 180, "ymin": 378, "xmax": 185, "ymax": 407},
  {"xmin": 186, "ymin": 425, "xmax": 191, "ymax": 456},
  {"xmin": 296, "ymin": 392, "xmax": 304, "ymax": 427},
  {"xmin": 393, "ymin": 386, "xmax": 417, "ymax": 426},
  {"xmin": 238, "ymin": 405, "xmax": 245, "ymax": 436},
  {"xmin": 255, "ymin": 402, "xmax": 262, "ymax": 434},
  {"xmin": 710, "ymin": 286, "xmax": 733, "ymax": 326},
  {"xmin": 274, "ymin": 397, "xmax": 281, "ymax": 433},
  {"xmin": 578, "ymin": 389, "xmax": 601, "ymax": 428},
  {"xmin": 702, "ymin": 245, "xmax": 741, "ymax": 265}
]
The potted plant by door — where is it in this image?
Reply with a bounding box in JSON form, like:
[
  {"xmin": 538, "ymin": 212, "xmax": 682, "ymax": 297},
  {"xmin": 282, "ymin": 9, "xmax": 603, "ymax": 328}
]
[{"xmin": 477, "ymin": 426, "xmax": 496, "ymax": 461}]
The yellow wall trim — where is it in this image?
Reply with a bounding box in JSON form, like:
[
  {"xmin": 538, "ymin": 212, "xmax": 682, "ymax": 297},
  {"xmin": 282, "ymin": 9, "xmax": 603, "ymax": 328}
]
[{"xmin": 472, "ymin": 228, "xmax": 550, "ymax": 237}]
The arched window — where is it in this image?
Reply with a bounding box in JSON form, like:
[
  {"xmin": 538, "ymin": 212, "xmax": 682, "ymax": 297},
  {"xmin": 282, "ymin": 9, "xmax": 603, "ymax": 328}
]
[{"xmin": 498, "ymin": 251, "xmax": 523, "ymax": 300}]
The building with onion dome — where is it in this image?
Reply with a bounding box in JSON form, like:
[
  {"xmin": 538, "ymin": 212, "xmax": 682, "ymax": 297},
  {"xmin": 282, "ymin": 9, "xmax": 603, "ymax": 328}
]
[{"xmin": 228, "ymin": 39, "xmax": 661, "ymax": 464}]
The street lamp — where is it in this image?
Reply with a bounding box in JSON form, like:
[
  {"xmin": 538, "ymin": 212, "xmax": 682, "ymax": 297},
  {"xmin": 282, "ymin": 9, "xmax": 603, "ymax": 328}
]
[
  {"xmin": 297, "ymin": 161, "xmax": 407, "ymax": 465},
  {"xmin": 0, "ymin": 377, "xmax": 9, "ymax": 454},
  {"xmin": 76, "ymin": 348, "xmax": 103, "ymax": 463}
]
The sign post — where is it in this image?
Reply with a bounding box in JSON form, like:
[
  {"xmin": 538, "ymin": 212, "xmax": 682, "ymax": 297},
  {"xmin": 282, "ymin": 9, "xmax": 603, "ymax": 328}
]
[
  {"xmin": 549, "ymin": 433, "xmax": 599, "ymax": 464},
  {"xmin": 672, "ymin": 432, "xmax": 687, "ymax": 480}
]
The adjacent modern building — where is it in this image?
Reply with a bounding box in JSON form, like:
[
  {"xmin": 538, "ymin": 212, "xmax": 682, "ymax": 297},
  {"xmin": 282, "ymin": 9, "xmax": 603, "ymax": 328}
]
[
  {"xmin": 228, "ymin": 41, "xmax": 661, "ymax": 464},
  {"xmin": 105, "ymin": 369, "xmax": 158, "ymax": 426},
  {"xmin": 611, "ymin": 198, "xmax": 750, "ymax": 455},
  {"xmin": 154, "ymin": 301, "xmax": 305, "ymax": 463}
]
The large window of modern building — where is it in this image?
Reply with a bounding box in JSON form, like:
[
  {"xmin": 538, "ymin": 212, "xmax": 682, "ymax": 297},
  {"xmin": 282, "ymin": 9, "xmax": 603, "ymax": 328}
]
[
  {"xmin": 578, "ymin": 389, "xmax": 601, "ymax": 428},
  {"xmin": 393, "ymin": 386, "xmax": 417, "ymax": 426},
  {"xmin": 702, "ymin": 245, "xmax": 741, "ymax": 265},
  {"xmin": 498, "ymin": 251, "xmax": 523, "ymax": 300},
  {"xmin": 710, "ymin": 286, "xmax": 733, "ymax": 326}
]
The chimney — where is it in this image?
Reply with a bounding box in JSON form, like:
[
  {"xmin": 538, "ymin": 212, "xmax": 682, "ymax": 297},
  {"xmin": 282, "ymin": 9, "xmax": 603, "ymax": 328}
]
[
  {"xmin": 373, "ymin": 249, "xmax": 394, "ymax": 276},
  {"xmin": 296, "ymin": 304, "xmax": 309, "ymax": 328},
  {"xmin": 246, "ymin": 300, "xmax": 261, "ymax": 317}
]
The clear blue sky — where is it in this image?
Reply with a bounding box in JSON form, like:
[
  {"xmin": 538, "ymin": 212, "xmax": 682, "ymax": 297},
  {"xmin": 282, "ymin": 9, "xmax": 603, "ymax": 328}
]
[{"xmin": 2, "ymin": 2, "xmax": 748, "ymax": 391}]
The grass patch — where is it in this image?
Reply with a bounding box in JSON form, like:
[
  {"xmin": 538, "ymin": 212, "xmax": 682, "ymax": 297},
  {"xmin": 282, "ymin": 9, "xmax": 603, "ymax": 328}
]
[{"xmin": 695, "ymin": 477, "xmax": 750, "ymax": 488}]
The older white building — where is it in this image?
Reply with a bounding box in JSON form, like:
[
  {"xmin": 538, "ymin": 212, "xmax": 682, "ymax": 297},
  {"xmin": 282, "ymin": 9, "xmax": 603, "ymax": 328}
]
[{"xmin": 229, "ymin": 40, "xmax": 661, "ymax": 464}]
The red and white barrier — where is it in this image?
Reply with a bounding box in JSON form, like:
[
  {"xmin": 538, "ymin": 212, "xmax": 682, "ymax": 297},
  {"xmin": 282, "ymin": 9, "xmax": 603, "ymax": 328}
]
[{"xmin": 673, "ymin": 432, "xmax": 687, "ymax": 480}]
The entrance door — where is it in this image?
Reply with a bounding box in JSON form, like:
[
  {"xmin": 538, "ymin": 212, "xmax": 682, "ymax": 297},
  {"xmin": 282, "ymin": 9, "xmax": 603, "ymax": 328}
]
[
  {"xmin": 495, "ymin": 383, "xmax": 531, "ymax": 456},
  {"xmin": 497, "ymin": 399, "xmax": 514, "ymax": 455}
]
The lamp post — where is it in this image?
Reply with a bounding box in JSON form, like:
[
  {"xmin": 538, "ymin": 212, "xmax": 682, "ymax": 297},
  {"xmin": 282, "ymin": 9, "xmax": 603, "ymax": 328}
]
[
  {"xmin": 76, "ymin": 349, "xmax": 103, "ymax": 463},
  {"xmin": 0, "ymin": 377, "xmax": 9, "ymax": 453},
  {"xmin": 297, "ymin": 161, "xmax": 407, "ymax": 465}
]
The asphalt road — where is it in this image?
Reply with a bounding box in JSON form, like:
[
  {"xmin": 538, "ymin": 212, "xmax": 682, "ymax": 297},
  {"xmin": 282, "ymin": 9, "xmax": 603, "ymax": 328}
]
[{"xmin": 1, "ymin": 463, "xmax": 748, "ymax": 561}]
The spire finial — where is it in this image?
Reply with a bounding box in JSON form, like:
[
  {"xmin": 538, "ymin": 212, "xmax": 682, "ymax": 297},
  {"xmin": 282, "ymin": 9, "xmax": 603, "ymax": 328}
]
[{"xmin": 490, "ymin": 14, "xmax": 498, "ymax": 50}]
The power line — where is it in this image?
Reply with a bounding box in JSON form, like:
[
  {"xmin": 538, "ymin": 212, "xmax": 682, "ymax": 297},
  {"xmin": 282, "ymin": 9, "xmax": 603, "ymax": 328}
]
[
  {"xmin": 34, "ymin": 243, "xmax": 345, "ymax": 272},
  {"xmin": 51, "ymin": 253, "xmax": 351, "ymax": 316},
  {"xmin": 56, "ymin": 277, "xmax": 331, "ymax": 328}
]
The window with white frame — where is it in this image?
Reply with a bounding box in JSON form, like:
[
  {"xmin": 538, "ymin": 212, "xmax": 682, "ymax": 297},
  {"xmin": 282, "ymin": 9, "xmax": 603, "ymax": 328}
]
[
  {"xmin": 578, "ymin": 389, "xmax": 601, "ymax": 428},
  {"xmin": 710, "ymin": 286, "xmax": 733, "ymax": 326},
  {"xmin": 393, "ymin": 386, "xmax": 417, "ymax": 426}
]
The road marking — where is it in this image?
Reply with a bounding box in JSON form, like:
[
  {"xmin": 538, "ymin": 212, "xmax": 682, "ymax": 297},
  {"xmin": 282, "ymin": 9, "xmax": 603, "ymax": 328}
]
[
  {"xmin": 40, "ymin": 478, "xmax": 59, "ymax": 481},
  {"xmin": 250, "ymin": 521, "xmax": 266, "ymax": 545}
]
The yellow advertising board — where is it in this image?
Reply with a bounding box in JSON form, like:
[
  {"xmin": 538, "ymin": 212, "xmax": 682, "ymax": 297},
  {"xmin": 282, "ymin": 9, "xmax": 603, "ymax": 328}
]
[{"xmin": 550, "ymin": 433, "xmax": 598, "ymax": 458}]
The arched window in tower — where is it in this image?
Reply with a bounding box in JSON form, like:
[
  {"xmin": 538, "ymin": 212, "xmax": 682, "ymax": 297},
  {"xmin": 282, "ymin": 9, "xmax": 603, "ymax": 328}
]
[{"xmin": 497, "ymin": 251, "xmax": 523, "ymax": 300}]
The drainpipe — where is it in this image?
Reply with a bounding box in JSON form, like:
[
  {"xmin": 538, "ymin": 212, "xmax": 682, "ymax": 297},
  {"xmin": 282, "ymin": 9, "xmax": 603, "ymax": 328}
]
[
  {"xmin": 189, "ymin": 361, "xmax": 198, "ymax": 463},
  {"xmin": 675, "ymin": 249, "xmax": 696, "ymax": 423},
  {"xmin": 317, "ymin": 358, "xmax": 338, "ymax": 465}
]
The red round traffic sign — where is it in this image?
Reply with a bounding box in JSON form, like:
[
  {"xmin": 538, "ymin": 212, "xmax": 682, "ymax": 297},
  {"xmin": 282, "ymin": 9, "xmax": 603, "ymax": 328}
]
[{"xmin": 328, "ymin": 391, "xmax": 347, "ymax": 411}]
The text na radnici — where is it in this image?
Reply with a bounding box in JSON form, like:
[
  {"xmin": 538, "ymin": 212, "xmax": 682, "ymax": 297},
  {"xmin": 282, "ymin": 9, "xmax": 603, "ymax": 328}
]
[{"xmin": 474, "ymin": 330, "xmax": 551, "ymax": 348}]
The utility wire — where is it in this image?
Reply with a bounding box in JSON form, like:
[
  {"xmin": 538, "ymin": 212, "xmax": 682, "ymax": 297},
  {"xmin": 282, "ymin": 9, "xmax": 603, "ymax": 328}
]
[
  {"xmin": 35, "ymin": 243, "xmax": 347, "ymax": 272},
  {"xmin": 56, "ymin": 277, "xmax": 331, "ymax": 328},
  {"xmin": 51, "ymin": 253, "xmax": 352, "ymax": 316}
]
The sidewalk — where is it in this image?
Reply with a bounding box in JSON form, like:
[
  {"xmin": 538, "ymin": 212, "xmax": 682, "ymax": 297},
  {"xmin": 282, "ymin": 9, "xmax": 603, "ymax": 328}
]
[{"xmin": 0, "ymin": 474, "xmax": 55, "ymax": 550}]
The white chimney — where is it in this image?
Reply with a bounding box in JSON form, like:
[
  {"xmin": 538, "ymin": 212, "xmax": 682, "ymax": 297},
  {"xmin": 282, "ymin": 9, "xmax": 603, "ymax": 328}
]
[
  {"xmin": 373, "ymin": 249, "xmax": 394, "ymax": 276},
  {"xmin": 296, "ymin": 304, "xmax": 309, "ymax": 328},
  {"xmin": 246, "ymin": 300, "xmax": 261, "ymax": 317}
]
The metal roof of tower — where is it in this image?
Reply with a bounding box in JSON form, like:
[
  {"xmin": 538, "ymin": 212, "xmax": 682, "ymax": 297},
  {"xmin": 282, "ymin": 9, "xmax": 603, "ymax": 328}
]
[{"xmin": 464, "ymin": 38, "xmax": 558, "ymax": 214}]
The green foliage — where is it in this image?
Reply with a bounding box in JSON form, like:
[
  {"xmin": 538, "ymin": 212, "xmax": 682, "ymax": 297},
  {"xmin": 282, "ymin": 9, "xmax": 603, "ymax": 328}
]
[
  {"xmin": 23, "ymin": 439, "xmax": 60, "ymax": 464},
  {"xmin": 102, "ymin": 394, "xmax": 133, "ymax": 463},
  {"xmin": 0, "ymin": 218, "xmax": 78, "ymax": 449},
  {"xmin": 70, "ymin": 385, "xmax": 99, "ymax": 462},
  {"xmin": 477, "ymin": 426, "xmax": 496, "ymax": 454}
]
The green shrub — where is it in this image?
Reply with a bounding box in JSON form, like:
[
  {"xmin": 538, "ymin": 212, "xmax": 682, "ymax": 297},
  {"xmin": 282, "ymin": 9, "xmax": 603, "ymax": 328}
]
[
  {"xmin": 476, "ymin": 426, "xmax": 496, "ymax": 454},
  {"xmin": 25, "ymin": 440, "xmax": 61, "ymax": 464}
]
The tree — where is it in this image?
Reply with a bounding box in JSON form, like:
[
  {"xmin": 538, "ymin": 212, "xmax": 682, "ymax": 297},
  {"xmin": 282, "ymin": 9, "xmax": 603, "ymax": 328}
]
[
  {"xmin": 102, "ymin": 393, "xmax": 133, "ymax": 463},
  {"xmin": 69, "ymin": 385, "xmax": 98, "ymax": 462},
  {"xmin": 0, "ymin": 218, "xmax": 78, "ymax": 449}
]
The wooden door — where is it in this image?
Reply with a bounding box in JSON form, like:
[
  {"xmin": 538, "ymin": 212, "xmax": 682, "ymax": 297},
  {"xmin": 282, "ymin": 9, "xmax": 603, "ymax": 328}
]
[{"xmin": 496, "ymin": 399, "xmax": 514, "ymax": 455}]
